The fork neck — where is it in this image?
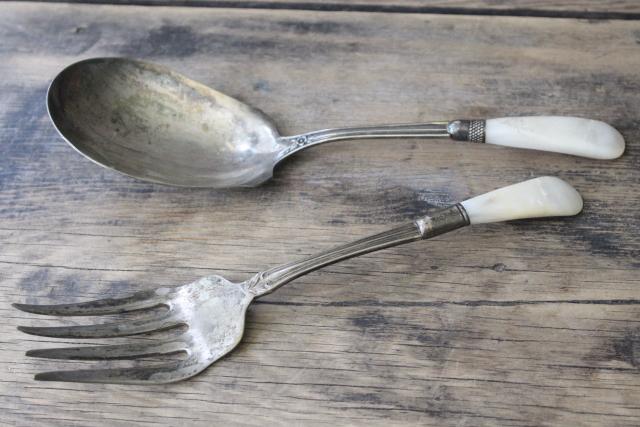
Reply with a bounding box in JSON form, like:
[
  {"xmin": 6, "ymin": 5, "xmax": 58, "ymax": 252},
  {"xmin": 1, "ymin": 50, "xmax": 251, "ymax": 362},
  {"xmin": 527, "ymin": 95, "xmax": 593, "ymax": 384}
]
[{"xmin": 247, "ymin": 204, "xmax": 470, "ymax": 297}]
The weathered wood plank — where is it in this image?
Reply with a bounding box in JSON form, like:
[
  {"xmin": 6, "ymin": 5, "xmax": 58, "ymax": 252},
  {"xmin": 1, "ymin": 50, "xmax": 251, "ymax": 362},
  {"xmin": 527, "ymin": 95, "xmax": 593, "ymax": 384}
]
[
  {"xmin": 23, "ymin": 0, "xmax": 640, "ymax": 15},
  {"xmin": 1, "ymin": 2, "xmax": 639, "ymax": 426}
]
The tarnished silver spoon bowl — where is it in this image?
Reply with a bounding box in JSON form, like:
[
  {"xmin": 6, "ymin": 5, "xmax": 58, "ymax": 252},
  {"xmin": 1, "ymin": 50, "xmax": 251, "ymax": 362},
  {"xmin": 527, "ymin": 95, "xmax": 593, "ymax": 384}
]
[
  {"xmin": 48, "ymin": 57, "xmax": 286, "ymax": 187},
  {"xmin": 48, "ymin": 58, "xmax": 624, "ymax": 188}
]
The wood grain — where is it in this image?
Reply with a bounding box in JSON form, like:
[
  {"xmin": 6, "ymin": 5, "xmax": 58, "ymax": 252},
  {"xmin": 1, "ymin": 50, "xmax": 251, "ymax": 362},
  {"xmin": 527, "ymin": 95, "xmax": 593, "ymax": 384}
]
[
  {"xmin": 21, "ymin": 0, "xmax": 640, "ymax": 15},
  {"xmin": 1, "ymin": 2, "xmax": 639, "ymax": 426}
]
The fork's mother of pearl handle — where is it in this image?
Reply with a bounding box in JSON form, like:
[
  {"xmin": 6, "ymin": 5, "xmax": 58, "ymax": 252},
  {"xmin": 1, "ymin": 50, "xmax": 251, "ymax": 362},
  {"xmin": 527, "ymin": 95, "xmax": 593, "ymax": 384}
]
[
  {"xmin": 253, "ymin": 176, "xmax": 582, "ymax": 296},
  {"xmin": 460, "ymin": 176, "xmax": 583, "ymax": 224},
  {"xmin": 485, "ymin": 116, "xmax": 624, "ymax": 159}
]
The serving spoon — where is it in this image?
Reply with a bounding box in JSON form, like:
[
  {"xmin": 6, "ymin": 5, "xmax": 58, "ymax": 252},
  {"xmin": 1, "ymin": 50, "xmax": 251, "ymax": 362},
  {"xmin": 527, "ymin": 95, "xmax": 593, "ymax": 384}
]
[{"xmin": 47, "ymin": 58, "xmax": 625, "ymax": 188}]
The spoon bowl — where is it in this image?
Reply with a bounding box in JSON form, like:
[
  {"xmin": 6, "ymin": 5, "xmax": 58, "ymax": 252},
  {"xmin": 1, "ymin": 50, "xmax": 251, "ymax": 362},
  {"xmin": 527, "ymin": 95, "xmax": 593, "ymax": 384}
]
[{"xmin": 47, "ymin": 58, "xmax": 285, "ymax": 187}]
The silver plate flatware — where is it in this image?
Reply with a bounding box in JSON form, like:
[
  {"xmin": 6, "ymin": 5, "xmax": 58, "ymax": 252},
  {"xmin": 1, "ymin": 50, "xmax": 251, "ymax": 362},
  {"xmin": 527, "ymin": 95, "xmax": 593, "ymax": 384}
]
[
  {"xmin": 16, "ymin": 177, "xmax": 582, "ymax": 384},
  {"xmin": 47, "ymin": 58, "xmax": 624, "ymax": 188}
]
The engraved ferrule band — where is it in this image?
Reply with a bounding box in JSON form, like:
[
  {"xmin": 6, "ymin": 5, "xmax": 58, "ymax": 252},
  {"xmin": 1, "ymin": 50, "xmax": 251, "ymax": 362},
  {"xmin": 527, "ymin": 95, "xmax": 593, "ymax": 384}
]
[{"xmin": 447, "ymin": 119, "xmax": 486, "ymax": 143}]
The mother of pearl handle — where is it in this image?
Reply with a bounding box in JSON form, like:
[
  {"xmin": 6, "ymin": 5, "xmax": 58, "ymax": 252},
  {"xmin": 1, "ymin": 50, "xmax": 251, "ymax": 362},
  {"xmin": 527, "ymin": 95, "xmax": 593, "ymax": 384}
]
[
  {"xmin": 485, "ymin": 116, "xmax": 625, "ymax": 159},
  {"xmin": 460, "ymin": 177, "xmax": 583, "ymax": 224}
]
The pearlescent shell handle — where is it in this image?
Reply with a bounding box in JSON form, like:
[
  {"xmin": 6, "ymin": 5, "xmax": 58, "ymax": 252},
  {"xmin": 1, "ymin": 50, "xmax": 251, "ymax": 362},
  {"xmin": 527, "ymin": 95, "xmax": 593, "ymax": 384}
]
[
  {"xmin": 460, "ymin": 177, "xmax": 583, "ymax": 224},
  {"xmin": 485, "ymin": 116, "xmax": 625, "ymax": 159}
]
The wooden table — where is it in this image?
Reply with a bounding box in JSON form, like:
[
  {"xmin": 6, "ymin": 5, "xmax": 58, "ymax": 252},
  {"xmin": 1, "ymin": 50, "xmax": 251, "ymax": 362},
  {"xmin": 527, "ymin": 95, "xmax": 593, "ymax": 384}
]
[{"xmin": 2, "ymin": 1, "xmax": 639, "ymax": 425}]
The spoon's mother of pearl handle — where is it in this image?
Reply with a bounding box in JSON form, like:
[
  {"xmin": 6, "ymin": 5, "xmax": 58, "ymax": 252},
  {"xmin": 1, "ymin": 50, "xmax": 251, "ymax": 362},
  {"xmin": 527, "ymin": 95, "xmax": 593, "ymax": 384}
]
[
  {"xmin": 448, "ymin": 116, "xmax": 625, "ymax": 159},
  {"xmin": 460, "ymin": 176, "xmax": 583, "ymax": 224}
]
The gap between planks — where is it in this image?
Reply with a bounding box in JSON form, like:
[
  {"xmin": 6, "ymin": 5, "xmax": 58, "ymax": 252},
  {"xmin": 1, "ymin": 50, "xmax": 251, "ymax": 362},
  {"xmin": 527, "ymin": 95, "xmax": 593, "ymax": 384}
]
[{"xmin": 11, "ymin": 0, "xmax": 640, "ymax": 21}]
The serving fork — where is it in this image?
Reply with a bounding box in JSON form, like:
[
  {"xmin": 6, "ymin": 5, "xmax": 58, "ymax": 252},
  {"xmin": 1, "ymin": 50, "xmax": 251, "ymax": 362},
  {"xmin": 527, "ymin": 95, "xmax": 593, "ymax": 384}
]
[{"xmin": 15, "ymin": 177, "xmax": 583, "ymax": 384}]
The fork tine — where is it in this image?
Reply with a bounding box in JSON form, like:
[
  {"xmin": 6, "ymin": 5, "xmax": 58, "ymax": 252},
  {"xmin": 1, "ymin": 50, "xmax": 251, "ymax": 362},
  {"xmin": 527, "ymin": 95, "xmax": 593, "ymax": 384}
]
[
  {"xmin": 26, "ymin": 340, "xmax": 188, "ymax": 360},
  {"xmin": 13, "ymin": 290, "xmax": 163, "ymax": 316},
  {"xmin": 35, "ymin": 361, "xmax": 204, "ymax": 384},
  {"xmin": 17, "ymin": 314, "xmax": 183, "ymax": 338}
]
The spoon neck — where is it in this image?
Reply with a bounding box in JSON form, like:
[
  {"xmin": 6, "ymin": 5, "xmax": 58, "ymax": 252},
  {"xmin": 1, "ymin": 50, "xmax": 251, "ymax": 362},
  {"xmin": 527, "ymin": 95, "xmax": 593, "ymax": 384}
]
[{"xmin": 277, "ymin": 121, "xmax": 450, "ymax": 160}]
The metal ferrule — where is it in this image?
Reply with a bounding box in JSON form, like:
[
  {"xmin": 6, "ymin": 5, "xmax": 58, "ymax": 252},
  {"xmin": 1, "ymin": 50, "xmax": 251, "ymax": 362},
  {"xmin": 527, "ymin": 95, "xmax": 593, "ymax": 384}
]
[
  {"xmin": 415, "ymin": 204, "xmax": 470, "ymax": 239},
  {"xmin": 447, "ymin": 119, "xmax": 486, "ymax": 143}
]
